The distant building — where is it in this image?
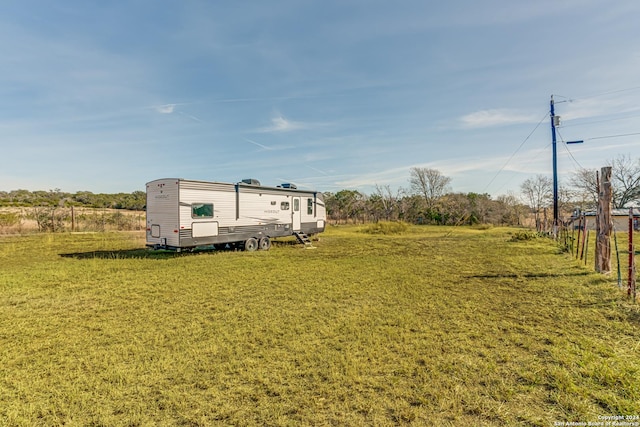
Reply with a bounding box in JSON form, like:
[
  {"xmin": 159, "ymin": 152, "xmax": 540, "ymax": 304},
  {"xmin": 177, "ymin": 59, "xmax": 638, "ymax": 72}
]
[{"xmin": 570, "ymin": 208, "xmax": 640, "ymax": 231}]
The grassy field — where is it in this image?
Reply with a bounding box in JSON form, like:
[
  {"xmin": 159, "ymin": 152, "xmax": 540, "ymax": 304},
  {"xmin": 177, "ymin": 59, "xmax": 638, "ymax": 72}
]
[{"xmin": 0, "ymin": 226, "xmax": 638, "ymax": 426}]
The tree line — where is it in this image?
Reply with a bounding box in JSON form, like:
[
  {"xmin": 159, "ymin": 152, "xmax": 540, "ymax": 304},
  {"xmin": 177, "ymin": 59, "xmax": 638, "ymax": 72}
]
[
  {"xmin": 324, "ymin": 168, "xmax": 528, "ymax": 226},
  {"xmin": 2, "ymin": 154, "xmax": 638, "ymax": 229},
  {"xmin": 0, "ymin": 189, "xmax": 146, "ymax": 210},
  {"xmin": 325, "ymin": 154, "xmax": 640, "ymax": 228}
]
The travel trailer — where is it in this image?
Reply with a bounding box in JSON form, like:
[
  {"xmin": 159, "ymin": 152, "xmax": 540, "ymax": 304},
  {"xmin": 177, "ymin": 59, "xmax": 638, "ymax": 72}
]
[{"xmin": 146, "ymin": 178, "xmax": 326, "ymax": 251}]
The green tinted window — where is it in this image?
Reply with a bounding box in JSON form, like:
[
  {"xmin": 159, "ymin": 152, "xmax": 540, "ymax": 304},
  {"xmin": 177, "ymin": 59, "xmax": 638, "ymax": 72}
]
[
  {"xmin": 307, "ymin": 198, "xmax": 313, "ymax": 215},
  {"xmin": 192, "ymin": 203, "xmax": 213, "ymax": 218}
]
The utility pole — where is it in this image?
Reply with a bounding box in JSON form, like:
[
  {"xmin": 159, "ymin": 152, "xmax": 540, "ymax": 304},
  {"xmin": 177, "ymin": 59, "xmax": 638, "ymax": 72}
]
[
  {"xmin": 550, "ymin": 95, "xmax": 559, "ymax": 235},
  {"xmin": 550, "ymin": 95, "xmax": 583, "ymax": 237}
]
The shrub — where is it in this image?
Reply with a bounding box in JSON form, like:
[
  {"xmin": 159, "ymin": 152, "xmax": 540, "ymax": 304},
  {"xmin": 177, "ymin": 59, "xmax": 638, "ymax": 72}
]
[
  {"xmin": 0, "ymin": 212, "xmax": 20, "ymax": 227},
  {"xmin": 509, "ymin": 230, "xmax": 546, "ymax": 241},
  {"xmin": 361, "ymin": 221, "xmax": 410, "ymax": 235}
]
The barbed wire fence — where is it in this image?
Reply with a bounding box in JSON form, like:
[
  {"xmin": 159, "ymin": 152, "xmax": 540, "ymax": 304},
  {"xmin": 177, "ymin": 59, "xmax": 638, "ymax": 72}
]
[
  {"xmin": 0, "ymin": 207, "xmax": 145, "ymax": 234},
  {"xmin": 563, "ymin": 209, "xmax": 637, "ymax": 303}
]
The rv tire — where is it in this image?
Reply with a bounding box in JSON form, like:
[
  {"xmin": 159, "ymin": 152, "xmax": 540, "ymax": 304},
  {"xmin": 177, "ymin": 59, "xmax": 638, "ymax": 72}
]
[
  {"xmin": 244, "ymin": 238, "xmax": 258, "ymax": 252},
  {"xmin": 258, "ymin": 237, "xmax": 271, "ymax": 251}
]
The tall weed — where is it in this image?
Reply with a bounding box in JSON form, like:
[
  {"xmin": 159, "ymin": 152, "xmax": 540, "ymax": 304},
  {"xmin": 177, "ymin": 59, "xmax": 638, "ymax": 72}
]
[{"xmin": 360, "ymin": 221, "xmax": 409, "ymax": 235}]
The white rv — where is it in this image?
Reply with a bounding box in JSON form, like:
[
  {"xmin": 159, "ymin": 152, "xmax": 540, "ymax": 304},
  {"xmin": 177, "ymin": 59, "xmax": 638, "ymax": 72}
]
[{"xmin": 146, "ymin": 178, "xmax": 326, "ymax": 251}]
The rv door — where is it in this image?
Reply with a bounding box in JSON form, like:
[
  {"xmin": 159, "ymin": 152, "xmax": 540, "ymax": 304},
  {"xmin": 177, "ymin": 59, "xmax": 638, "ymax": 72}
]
[{"xmin": 292, "ymin": 197, "xmax": 301, "ymax": 231}]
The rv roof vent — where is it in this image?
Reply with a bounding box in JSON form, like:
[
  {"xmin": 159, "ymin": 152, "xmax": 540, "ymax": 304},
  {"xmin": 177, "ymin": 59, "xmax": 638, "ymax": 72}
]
[
  {"xmin": 279, "ymin": 183, "xmax": 297, "ymax": 189},
  {"xmin": 241, "ymin": 178, "xmax": 261, "ymax": 186}
]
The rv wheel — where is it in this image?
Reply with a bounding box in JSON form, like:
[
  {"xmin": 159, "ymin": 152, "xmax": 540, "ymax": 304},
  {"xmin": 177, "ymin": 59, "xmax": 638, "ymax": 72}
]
[
  {"xmin": 244, "ymin": 237, "xmax": 258, "ymax": 252},
  {"xmin": 258, "ymin": 237, "xmax": 271, "ymax": 251}
]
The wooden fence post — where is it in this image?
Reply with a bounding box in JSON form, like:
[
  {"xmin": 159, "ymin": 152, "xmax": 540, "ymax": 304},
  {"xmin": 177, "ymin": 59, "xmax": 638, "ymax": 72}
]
[
  {"xmin": 580, "ymin": 217, "xmax": 588, "ymax": 260},
  {"xmin": 571, "ymin": 219, "xmax": 576, "ymax": 255},
  {"xmin": 584, "ymin": 229, "xmax": 590, "ymax": 265},
  {"xmin": 576, "ymin": 215, "xmax": 583, "ymax": 259},
  {"xmin": 595, "ymin": 167, "xmax": 612, "ymax": 273}
]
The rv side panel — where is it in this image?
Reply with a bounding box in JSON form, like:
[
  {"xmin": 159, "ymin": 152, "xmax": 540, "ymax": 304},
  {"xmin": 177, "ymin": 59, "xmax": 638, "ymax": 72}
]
[
  {"xmin": 236, "ymin": 189, "xmax": 292, "ymax": 227},
  {"xmin": 176, "ymin": 181, "xmax": 236, "ymax": 246},
  {"xmin": 178, "ymin": 182, "xmax": 235, "ymax": 231}
]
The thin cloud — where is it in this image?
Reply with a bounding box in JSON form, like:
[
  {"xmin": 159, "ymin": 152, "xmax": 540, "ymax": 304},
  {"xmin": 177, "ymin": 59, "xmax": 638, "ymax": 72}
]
[
  {"xmin": 153, "ymin": 103, "xmax": 203, "ymax": 122},
  {"xmin": 459, "ymin": 109, "xmax": 538, "ymax": 128},
  {"xmin": 336, "ymin": 165, "xmax": 412, "ymax": 189},
  {"xmin": 258, "ymin": 114, "xmax": 306, "ymax": 133},
  {"xmin": 156, "ymin": 104, "xmax": 176, "ymax": 114},
  {"xmin": 335, "ymin": 151, "xmax": 550, "ymax": 191}
]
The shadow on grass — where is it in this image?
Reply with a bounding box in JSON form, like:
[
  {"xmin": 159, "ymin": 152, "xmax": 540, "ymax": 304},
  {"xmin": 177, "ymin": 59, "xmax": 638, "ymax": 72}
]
[
  {"xmin": 625, "ymin": 306, "xmax": 640, "ymax": 324},
  {"xmin": 467, "ymin": 272, "xmax": 593, "ymax": 279},
  {"xmin": 59, "ymin": 248, "xmax": 214, "ymax": 260},
  {"xmin": 59, "ymin": 238, "xmax": 307, "ymax": 259}
]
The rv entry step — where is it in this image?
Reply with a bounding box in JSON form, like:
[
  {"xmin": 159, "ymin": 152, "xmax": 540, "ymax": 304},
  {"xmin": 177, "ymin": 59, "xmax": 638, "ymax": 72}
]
[{"xmin": 293, "ymin": 231, "xmax": 314, "ymax": 248}]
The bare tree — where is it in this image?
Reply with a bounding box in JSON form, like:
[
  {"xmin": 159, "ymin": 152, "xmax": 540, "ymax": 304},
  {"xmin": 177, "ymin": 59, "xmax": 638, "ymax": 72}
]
[
  {"xmin": 610, "ymin": 154, "xmax": 640, "ymax": 207},
  {"xmin": 372, "ymin": 184, "xmax": 401, "ymax": 221},
  {"xmin": 496, "ymin": 192, "xmax": 526, "ymax": 226},
  {"xmin": 409, "ymin": 167, "xmax": 452, "ymax": 212},
  {"xmin": 570, "ymin": 168, "xmax": 599, "ymax": 209},
  {"xmin": 570, "ymin": 155, "xmax": 640, "ymax": 208},
  {"xmin": 520, "ymin": 175, "xmax": 552, "ymax": 231}
]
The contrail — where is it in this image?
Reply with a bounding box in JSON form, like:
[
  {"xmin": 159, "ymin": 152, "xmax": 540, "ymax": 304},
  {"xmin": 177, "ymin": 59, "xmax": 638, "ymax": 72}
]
[
  {"xmin": 306, "ymin": 165, "xmax": 330, "ymax": 176},
  {"xmin": 245, "ymin": 138, "xmax": 272, "ymax": 150},
  {"xmin": 178, "ymin": 111, "xmax": 203, "ymax": 122}
]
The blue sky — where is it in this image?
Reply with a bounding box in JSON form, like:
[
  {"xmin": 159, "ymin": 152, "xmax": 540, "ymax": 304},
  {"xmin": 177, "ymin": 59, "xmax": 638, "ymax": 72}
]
[{"xmin": 1, "ymin": 1, "xmax": 639, "ymax": 196}]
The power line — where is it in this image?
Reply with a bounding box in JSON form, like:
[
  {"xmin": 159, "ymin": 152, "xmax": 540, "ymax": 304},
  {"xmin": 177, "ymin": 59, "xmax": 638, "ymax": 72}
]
[
  {"xmin": 482, "ymin": 89, "xmax": 640, "ymax": 196},
  {"xmin": 551, "ymin": 86, "xmax": 640, "ymax": 132},
  {"xmin": 555, "ymin": 86, "xmax": 640, "ymax": 104},
  {"xmin": 557, "ymin": 129, "xmax": 585, "ymax": 170},
  {"xmin": 553, "ymin": 127, "xmax": 640, "ymax": 178},
  {"xmin": 574, "ymin": 86, "xmax": 640, "ymax": 101},
  {"xmin": 561, "ymin": 113, "xmax": 640, "ymax": 128},
  {"xmin": 482, "ymin": 111, "xmax": 548, "ymax": 193},
  {"xmin": 586, "ymin": 132, "xmax": 640, "ymax": 141}
]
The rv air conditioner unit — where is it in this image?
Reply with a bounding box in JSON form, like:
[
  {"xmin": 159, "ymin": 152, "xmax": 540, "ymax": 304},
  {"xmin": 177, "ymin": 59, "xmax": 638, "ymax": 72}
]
[
  {"xmin": 278, "ymin": 183, "xmax": 297, "ymax": 189},
  {"xmin": 241, "ymin": 178, "xmax": 261, "ymax": 186}
]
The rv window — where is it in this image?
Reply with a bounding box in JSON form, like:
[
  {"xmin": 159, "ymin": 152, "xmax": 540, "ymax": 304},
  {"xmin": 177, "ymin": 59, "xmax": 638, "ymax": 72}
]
[
  {"xmin": 293, "ymin": 199, "xmax": 299, "ymax": 212},
  {"xmin": 281, "ymin": 201, "xmax": 290, "ymax": 210},
  {"xmin": 192, "ymin": 203, "xmax": 214, "ymax": 218},
  {"xmin": 307, "ymin": 198, "xmax": 313, "ymax": 215}
]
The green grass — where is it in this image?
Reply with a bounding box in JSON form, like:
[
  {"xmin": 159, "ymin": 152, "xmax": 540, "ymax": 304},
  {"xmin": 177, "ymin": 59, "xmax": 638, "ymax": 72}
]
[{"xmin": 0, "ymin": 227, "xmax": 639, "ymax": 426}]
